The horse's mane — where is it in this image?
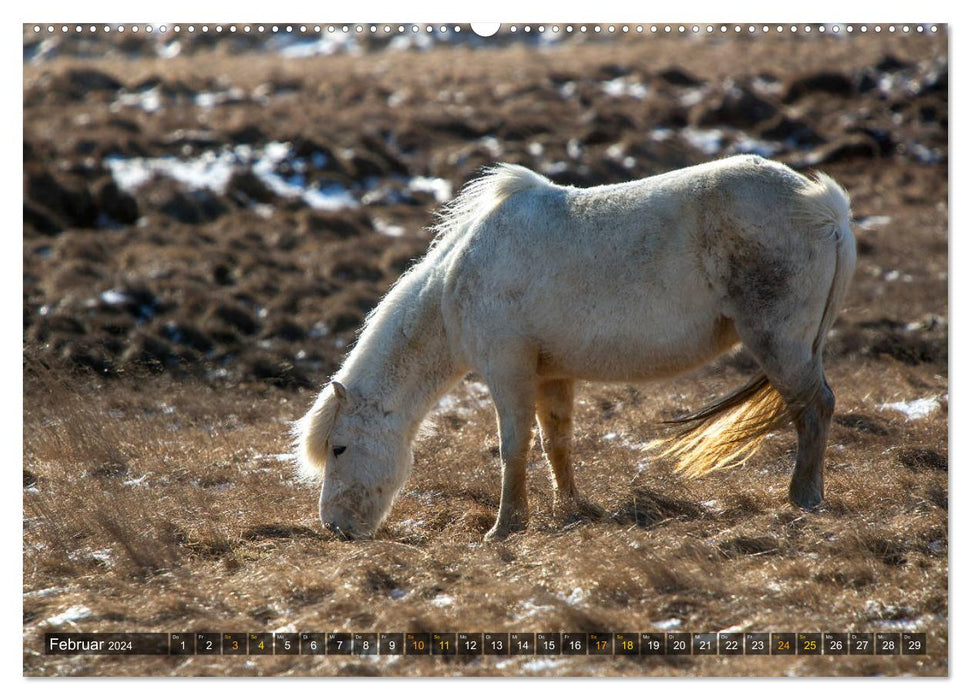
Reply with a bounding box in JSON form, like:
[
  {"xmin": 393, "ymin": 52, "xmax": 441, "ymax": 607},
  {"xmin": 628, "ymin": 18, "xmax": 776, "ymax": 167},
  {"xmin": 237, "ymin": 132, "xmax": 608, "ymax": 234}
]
[
  {"xmin": 293, "ymin": 382, "xmax": 340, "ymax": 481},
  {"xmin": 340, "ymin": 164, "xmax": 554, "ymax": 376},
  {"xmin": 427, "ymin": 163, "xmax": 552, "ymax": 253}
]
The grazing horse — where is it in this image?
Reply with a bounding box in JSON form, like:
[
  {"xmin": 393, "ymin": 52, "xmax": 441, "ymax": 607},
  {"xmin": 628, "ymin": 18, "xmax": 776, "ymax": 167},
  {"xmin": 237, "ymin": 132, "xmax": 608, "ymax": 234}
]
[{"xmin": 294, "ymin": 155, "xmax": 855, "ymax": 540}]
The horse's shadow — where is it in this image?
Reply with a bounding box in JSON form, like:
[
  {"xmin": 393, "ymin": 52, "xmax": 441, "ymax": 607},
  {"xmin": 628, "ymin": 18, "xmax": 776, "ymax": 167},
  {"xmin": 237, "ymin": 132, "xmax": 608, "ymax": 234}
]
[{"xmin": 610, "ymin": 488, "xmax": 710, "ymax": 530}]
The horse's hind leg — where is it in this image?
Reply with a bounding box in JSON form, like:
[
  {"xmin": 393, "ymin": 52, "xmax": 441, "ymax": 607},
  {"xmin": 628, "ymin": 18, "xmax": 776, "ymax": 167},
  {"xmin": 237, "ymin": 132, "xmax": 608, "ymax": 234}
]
[
  {"xmin": 536, "ymin": 379, "xmax": 605, "ymax": 523},
  {"xmin": 536, "ymin": 379, "xmax": 576, "ymax": 501},
  {"xmin": 735, "ymin": 321, "xmax": 833, "ymax": 510},
  {"xmin": 789, "ymin": 376, "xmax": 835, "ymax": 509},
  {"xmin": 483, "ymin": 370, "xmax": 537, "ymax": 541}
]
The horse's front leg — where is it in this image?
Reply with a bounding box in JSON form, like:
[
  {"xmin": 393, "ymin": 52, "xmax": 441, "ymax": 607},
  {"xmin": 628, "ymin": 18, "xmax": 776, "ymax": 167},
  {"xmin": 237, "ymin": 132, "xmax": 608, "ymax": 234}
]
[{"xmin": 484, "ymin": 372, "xmax": 537, "ymax": 541}]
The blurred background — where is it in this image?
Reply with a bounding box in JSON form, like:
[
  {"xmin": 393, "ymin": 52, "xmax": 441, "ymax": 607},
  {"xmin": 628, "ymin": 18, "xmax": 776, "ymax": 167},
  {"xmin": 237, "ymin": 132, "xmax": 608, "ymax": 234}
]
[{"xmin": 23, "ymin": 24, "xmax": 947, "ymax": 389}]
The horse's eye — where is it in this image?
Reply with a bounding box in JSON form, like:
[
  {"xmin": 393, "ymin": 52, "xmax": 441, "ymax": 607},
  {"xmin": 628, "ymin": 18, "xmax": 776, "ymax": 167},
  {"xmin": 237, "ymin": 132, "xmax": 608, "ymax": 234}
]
[{"xmin": 332, "ymin": 445, "xmax": 347, "ymax": 457}]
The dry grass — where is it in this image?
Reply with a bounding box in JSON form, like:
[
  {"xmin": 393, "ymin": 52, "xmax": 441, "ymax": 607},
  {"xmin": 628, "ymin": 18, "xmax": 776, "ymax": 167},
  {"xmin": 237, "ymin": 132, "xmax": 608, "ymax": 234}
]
[{"xmin": 23, "ymin": 348, "xmax": 948, "ymax": 676}]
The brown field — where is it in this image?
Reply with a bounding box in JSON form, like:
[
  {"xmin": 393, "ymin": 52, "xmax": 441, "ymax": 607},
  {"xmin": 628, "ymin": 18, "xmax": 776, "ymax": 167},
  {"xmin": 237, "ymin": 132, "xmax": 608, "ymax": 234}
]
[{"xmin": 23, "ymin": 25, "xmax": 947, "ymax": 676}]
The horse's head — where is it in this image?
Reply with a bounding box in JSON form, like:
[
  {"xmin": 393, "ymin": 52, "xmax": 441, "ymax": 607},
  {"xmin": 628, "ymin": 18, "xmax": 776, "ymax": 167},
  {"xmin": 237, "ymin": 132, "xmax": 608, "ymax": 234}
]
[{"xmin": 298, "ymin": 381, "xmax": 412, "ymax": 540}]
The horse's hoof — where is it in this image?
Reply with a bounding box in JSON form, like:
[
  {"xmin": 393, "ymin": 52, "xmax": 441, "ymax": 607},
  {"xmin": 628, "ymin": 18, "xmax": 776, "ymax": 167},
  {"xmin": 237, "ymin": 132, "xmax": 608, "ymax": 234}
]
[
  {"xmin": 484, "ymin": 520, "xmax": 527, "ymax": 541},
  {"xmin": 323, "ymin": 522, "xmax": 358, "ymax": 540},
  {"xmin": 483, "ymin": 528, "xmax": 506, "ymax": 541},
  {"xmin": 788, "ymin": 489, "xmax": 823, "ymax": 511}
]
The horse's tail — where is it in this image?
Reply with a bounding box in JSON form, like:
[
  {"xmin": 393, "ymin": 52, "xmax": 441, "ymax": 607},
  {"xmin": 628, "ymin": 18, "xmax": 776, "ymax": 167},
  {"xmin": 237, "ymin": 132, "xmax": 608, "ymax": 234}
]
[
  {"xmin": 429, "ymin": 163, "xmax": 551, "ymax": 243},
  {"xmin": 293, "ymin": 383, "xmax": 341, "ymax": 482},
  {"xmin": 650, "ymin": 171, "xmax": 854, "ymax": 479},
  {"xmin": 650, "ymin": 375, "xmax": 789, "ymax": 479}
]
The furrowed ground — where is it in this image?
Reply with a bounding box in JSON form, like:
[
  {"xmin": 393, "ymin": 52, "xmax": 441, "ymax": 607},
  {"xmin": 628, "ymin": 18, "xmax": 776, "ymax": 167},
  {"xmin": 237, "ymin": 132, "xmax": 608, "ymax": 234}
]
[{"xmin": 23, "ymin": 26, "xmax": 947, "ymax": 676}]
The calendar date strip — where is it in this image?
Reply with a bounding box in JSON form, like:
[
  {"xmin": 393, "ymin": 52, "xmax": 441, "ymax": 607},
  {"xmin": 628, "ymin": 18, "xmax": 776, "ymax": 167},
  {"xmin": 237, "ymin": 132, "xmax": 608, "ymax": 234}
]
[{"xmin": 44, "ymin": 631, "xmax": 927, "ymax": 656}]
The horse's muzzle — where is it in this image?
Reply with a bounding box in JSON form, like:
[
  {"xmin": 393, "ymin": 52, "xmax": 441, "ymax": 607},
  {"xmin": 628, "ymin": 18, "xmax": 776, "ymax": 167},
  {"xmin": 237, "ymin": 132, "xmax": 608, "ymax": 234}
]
[{"xmin": 323, "ymin": 521, "xmax": 360, "ymax": 541}]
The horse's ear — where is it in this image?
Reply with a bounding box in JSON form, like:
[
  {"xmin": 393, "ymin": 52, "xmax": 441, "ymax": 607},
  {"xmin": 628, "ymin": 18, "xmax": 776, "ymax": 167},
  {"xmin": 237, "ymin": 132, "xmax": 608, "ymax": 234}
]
[{"xmin": 331, "ymin": 381, "xmax": 351, "ymax": 407}]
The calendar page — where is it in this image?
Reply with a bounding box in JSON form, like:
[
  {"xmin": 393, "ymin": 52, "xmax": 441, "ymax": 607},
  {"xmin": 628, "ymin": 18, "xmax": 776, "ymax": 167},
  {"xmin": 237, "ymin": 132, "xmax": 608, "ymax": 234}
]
[{"xmin": 23, "ymin": 18, "xmax": 948, "ymax": 678}]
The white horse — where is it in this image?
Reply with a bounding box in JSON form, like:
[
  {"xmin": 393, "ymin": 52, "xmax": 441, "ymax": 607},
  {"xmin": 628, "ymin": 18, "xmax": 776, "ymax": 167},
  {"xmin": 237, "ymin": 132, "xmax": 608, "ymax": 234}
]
[{"xmin": 295, "ymin": 155, "xmax": 855, "ymax": 540}]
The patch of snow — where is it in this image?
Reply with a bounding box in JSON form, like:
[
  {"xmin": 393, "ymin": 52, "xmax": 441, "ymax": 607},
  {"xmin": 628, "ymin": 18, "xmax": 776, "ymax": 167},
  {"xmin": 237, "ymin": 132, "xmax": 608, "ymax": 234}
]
[
  {"xmin": 559, "ymin": 588, "xmax": 585, "ymax": 605},
  {"xmin": 602, "ymin": 77, "xmax": 650, "ymax": 99},
  {"xmin": 409, "ymin": 176, "xmax": 453, "ymax": 203},
  {"xmin": 113, "ymin": 86, "xmax": 162, "ymax": 113},
  {"xmin": 729, "ymin": 136, "xmax": 781, "ymax": 157},
  {"xmin": 253, "ymin": 203, "xmax": 275, "ymax": 219},
  {"xmin": 24, "ymin": 587, "xmax": 73, "ymax": 599},
  {"xmin": 434, "ymin": 393, "xmax": 464, "ymax": 414},
  {"xmin": 558, "ymin": 82, "xmax": 577, "ymax": 99},
  {"xmin": 157, "ymin": 41, "xmax": 182, "ymax": 59},
  {"xmin": 275, "ymin": 33, "xmax": 360, "ymax": 58},
  {"xmin": 750, "ymin": 76, "xmax": 782, "ymax": 95},
  {"xmin": 301, "ymin": 184, "xmax": 359, "ymax": 211},
  {"xmin": 856, "ymin": 215, "xmax": 892, "ymax": 230},
  {"xmin": 879, "ymin": 396, "xmax": 940, "ymax": 421},
  {"xmin": 679, "ymin": 87, "xmax": 708, "ymax": 107},
  {"xmin": 388, "ymin": 32, "xmax": 435, "ymax": 52},
  {"xmin": 105, "ymin": 150, "xmax": 238, "ymax": 193},
  {"xmin": 26, "ymin": 37, "xmax": 60, "ymax": 64},
  {"xmin": 909, "ymin": 143, "xmax": 945, "ymax": 164},
  {"xmin": 433, "ymin": 382, "xmax": 492, "ymax": 418},
  {"xmin": 865, "ymin": 600, "xmax": 916, "ymax": 621},
  {"xmin": 871, "ymin": 618, "xmax": 922, "ymax": 631},
  {"xmin": 396, "ymin": 518, "xmax": 426, "ymax": 529},
  {"xmin": 681, "ymin": 127, "xmax": 725, "ymax": 155},
  {"xmin": 44, "ymin": 605, "xmax": 93, "ymax": 626},
  {"xmin": 90, "ymin": 548, "xmax": 115, "ymax": 565},
  {"xmin": 652, "ymin": 617, "xmax": 682, "ymax": 630},
  {"xmin": 618, "ymin": 436, "xmax": 652, "ymax": 452},
  {"xmin": 649, "ymin": 127, "xmax": 674, "ymax": 142},
  {"xmin": 105, "ymin": 142, "xmax": 362, "ymax": 212},
  {"xmin": 522, "ymin": 658, "xmax": 567, "ymax": 672},
  {"xmin": 518, "ymin": 600, "xmax": 556, "ymax": 618},
  {"xmin": 467, "ymin": 381, "xmax": 490, "ymax": 396},
  {"xmin": 194, "ymin": 87, "xmax": 245, "ymax": 109},
  {"xmin": 374, "ymin": 218, "xmax": 406, "ymax": 237},
  {"xmin": 605, "ymin": 143, "xmax": 625, "ymax": 161},
  {"xmin": 479, "ymin": 136, "xmax": 503, "ymax": 158}
]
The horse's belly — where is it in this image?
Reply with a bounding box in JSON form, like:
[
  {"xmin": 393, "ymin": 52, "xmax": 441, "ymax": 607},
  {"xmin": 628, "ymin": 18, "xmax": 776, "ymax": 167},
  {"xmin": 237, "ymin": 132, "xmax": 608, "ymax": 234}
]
[{"xmin": 536, "ymin": 312, "xmax": 738, "ymax": 382}]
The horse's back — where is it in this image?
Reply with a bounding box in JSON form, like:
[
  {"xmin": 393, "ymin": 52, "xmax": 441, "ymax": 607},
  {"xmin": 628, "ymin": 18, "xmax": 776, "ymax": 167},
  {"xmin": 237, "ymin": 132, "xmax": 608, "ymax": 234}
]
[{"xmin": 440, "ymin": 156, "xmax": 842, "ymax": 381}]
